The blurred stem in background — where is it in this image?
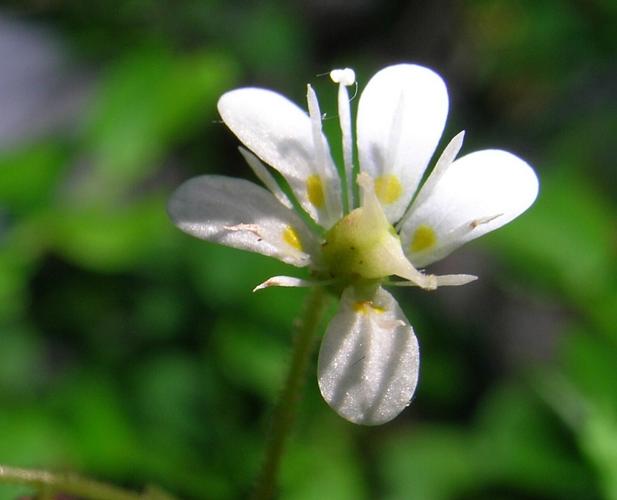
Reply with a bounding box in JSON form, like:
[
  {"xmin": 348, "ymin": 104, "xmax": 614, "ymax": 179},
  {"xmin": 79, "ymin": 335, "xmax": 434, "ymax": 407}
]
[
  {"xmin": 0, "ymin": 464, "xmax": 175, "ymax": 499},
  {"xmin": 252, "ymin": 286, "xmax": 330, "ymax": 500}
]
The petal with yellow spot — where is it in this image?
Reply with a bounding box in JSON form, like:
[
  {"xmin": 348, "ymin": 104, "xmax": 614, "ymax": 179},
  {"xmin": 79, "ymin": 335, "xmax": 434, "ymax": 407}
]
[
  {"xmin": 282, "ymin": 225, "xmax": 303, "ymax": 251},
  {"xmin": 410, "ymin": 224, "xmax": 437, "ymax": 253},
  {"xmin": 374, "ymin": 174, "xmax": 403, "ymax": 204},
  {"xmin": 306, "ymin": 175, "xmax": 325, "ymax": 208},
  {"xmin": 353, "ymin": 300, "xmax": 386, "ymax": 314}
]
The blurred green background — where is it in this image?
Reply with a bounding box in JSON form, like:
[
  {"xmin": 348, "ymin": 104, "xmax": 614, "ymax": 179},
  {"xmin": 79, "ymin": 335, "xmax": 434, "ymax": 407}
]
[{"xmin": 0, "ymin": 1, "xmax": 615, "ymax": 499}]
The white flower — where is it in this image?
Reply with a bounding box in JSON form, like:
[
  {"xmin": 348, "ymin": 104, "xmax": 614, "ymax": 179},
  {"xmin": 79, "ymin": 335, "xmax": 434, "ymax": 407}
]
[{"xmin": 168, "ymin": 64, "xmax": 539, "ymax": 425}]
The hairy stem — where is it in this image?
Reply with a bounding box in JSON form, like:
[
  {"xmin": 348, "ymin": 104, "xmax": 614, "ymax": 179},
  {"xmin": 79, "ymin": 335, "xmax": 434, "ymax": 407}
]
[
  {"xmin": 251, "ymin": 286, "xmax": 329, "ymax": 500},
  {"xmin": 0, "ymin": 465, "xmax": 174, "ymax": 500}
]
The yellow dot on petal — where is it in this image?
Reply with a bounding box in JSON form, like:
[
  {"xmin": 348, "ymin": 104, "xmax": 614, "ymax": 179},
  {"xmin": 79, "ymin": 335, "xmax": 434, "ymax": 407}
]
[
  {"xmin": 306, "ymin": 175, "xmax": 325, "ymax": 208},
  {"xmin": 282, "ymin": 226, "xmax": 303, "ymax": 251},
  {"xmin": 353, "ymin": 300, "xmax": 385, "ymax": 314},
  {"xmin": 410, "ymin": 224, "xmax": 437, "ymax": 253},
  {"xmin": 374, "ymin": 174, "xmax": 403, "ymax": 204}
]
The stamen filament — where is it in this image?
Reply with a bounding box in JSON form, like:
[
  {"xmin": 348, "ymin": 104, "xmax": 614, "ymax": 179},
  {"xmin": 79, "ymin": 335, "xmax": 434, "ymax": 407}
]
[
  {"xmin": 397, "ymin": 131, "xmax": 465, "ymax": 230},
  {"xmin": 330, "ymin": 69, "xmax": 355, "ymax": 213},
  {"xmin": 239, "ymin": 147, "xmax": 293, "ymax": 209},
  {"xmin": 306, "ymin": 84, "xmax": 328, "ymax": 181},
  {"xmin": 306, "ymin": 84, "xmax": 335, "ymax": 221}
]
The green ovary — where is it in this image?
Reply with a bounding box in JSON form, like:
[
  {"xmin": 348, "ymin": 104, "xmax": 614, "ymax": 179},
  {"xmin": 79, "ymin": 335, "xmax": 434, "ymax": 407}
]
[{"xmin": 322, "ymin": 207, "xmax": 403, "ymax": 280}]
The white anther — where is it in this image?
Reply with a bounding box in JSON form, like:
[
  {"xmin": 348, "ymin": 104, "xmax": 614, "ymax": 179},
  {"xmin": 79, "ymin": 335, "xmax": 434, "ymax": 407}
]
[{"xmin": 330, "ymin": 68, "xmax": 356, "ymax": 86}]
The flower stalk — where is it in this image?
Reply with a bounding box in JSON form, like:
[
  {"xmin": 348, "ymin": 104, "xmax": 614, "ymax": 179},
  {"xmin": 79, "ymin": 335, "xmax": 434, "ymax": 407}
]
[
  {"xmin": 251, "ymin": 286, "xmax": 330, "ymax": 500},
  {"xmin": 0, "ymin": 464, "xmax": 175, "ymax": 500}
]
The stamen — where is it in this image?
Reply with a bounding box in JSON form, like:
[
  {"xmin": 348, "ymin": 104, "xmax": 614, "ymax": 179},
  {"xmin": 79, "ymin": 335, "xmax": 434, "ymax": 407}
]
[
  {"xmin": 435, "ymin": 274, "xmax": 478, "ymax": 286},
  {"xmin": 306, "ymin": 85, "xmax": 333, "ymax": 216},
  {"xmin": 253, "ymin": 276, "xmax": 313, "ymax": 292},
  {"xmin": 399, "ymin": 131, "xmax": 465, "ymax": 230},
  {"xmin": 239, "ymin": 147, "xmax": 292, "ymax": 209},
  {"xmin": 330, "ymin": 68, "xmax": 356, "ymax": 212},
  {"xmin": 253, "ymin": 275, "xmax": 338, "ymax": 292},
  {"xmin": 390, "ymin": 274, "xmax": 478, "ymax": 287},
  {"xmin": 306, "ymin": 85, "xmax": 328, "ymax": 179},
  {"xmin": 330, "ymin": 68, "xmax": 356, "ymax": 86}
]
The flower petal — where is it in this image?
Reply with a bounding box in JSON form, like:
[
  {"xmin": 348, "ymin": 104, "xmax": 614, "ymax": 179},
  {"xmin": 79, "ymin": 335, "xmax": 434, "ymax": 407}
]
[
  {"xmin": 318, "ymin": 286, "xmax": 420, "ymax": 425},
  {"xmin": 218, "ymin": 88, "xmax": 342, "ymax": 228},
  {"xmin": 168, "ymin": 175, "xmax": 317, "ymax": 266},
  {"xmin": 356, "ymin": 64, "xmax": 448, "ymax": 222},
  {"xmin": 400, "ymin": 150, "xmax": 539, "ymax": 267}
]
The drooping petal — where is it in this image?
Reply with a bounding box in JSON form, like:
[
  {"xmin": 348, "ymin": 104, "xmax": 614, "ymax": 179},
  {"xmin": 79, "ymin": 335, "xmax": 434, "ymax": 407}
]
[
  {"xmin": 168, "ymin": 175, "xmax": 318, "ymax": 266},
  {"xmin": 318, "ymin": 286, "xmax": 420, "ymax": 425},
  {"xmin": 356, "ymin": 64, "xmax": 448, "ymax": 223},
  {"xmin": 218, "ymin": 88, "xmax": 342, "ymax": 228},
  {"xmin": 400, "ymin": 150, "xmax": 539, "ymax": 267}
]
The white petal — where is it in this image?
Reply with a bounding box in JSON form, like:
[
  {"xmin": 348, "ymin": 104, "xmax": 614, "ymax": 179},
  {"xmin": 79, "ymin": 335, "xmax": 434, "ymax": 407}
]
[
  {"xmin": 400, "ymin": 150, "xmax": 539, "ymax": 267},
  {"xmin": 168, "ymin": 175, "xmax": 317, "ymax": 266},
  {"xmin": 356, "ymin": 64, "xmax": 448, "ymax": 223},
  {"xmin": 218, "ymin": 88, "xmax": 342, "ymax": 228},
  {"xmin": 318, "ymin": 286, "xmax": 420, "ymax": 425}
]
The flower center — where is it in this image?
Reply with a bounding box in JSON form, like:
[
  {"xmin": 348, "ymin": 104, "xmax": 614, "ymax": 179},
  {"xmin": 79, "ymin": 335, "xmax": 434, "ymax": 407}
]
[
  {"xmin": 321, "ymin": 207, "xmax": 402, "ymax": 281},
  {"xmin": 320, "ymin": 172, "xmax": 426, "ymax": 286}
]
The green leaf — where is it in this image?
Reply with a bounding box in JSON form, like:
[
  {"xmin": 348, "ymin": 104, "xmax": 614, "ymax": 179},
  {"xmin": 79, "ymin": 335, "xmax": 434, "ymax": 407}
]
[
  {"xmin": 49, "ymin": 195, "xmax": 175, "ymax": 272},
  {"xmin": 541, "ymin": 330, "xmax": 617, "ymax": 499},
  {"xmin": 379, "ymin": 426, "xmax": 478, "ymax": 500},
  {"xmin": 212, "ymin": 319, "xmax": 288, "ymax": 401},
  {"xmin": 78, "ymin": 48, "xmax": 237, "ymax": 202},
  {"xmin": 475, "ymin": 384, "xmax": 592, "ymax": 496},
  {"xmin": 484, "ymin": 168, "xmax": 616, "ymax": 309},
  {"xmin": 0, "ymin": 142, "xmax": 68, "ymax": 213},
  {"xmin": 281, "ymin": 419, "xmax": 366, "ymax": 500}
]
